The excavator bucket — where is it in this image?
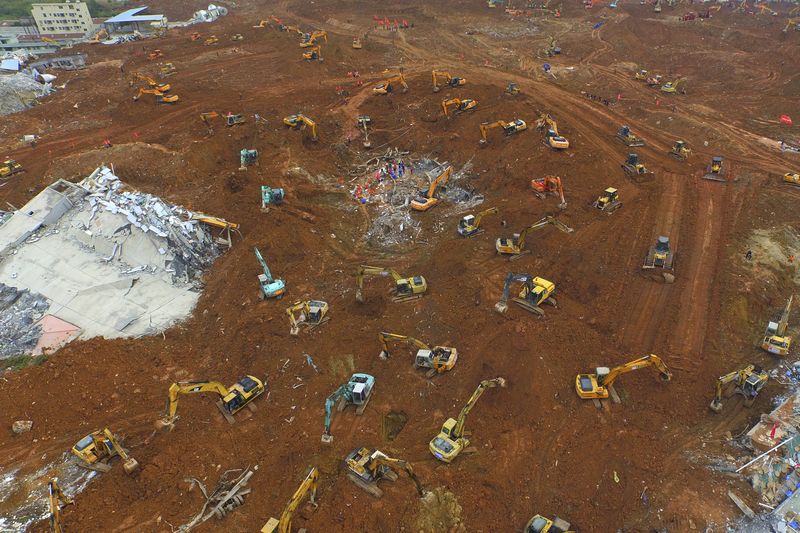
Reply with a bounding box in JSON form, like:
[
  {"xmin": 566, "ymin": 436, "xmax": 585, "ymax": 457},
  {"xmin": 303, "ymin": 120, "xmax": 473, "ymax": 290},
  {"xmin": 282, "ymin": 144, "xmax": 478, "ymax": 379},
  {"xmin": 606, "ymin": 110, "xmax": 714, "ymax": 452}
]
[
  {"xmin": 123, "ymin": 457, "xmax": 140, "ymax": 475},
  {"xmin": 321, "ymin": 433, "xmax": 333, "ymax": 444}
]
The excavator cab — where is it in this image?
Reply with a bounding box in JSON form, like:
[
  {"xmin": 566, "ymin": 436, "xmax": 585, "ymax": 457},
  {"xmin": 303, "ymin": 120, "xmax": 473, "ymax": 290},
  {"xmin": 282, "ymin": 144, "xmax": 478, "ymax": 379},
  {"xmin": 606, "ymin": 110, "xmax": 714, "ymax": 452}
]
[
  {"xmin": 396, "ymin": 276, "xmax": 427, "ymax": 296},
  {"xmin": 221, "ymin": 375, "xmax": 264, "ymax": 414},
  {"xmin": 0, "ymin": 159, "xmax": 23, "ymax": 178},
  {"xmin": 644, "ymin": 236, "xmax": 674, "ymax": 270},
  {"xmin": 505, "ymin": 82, "xmax": 520, "ymax": 95},
  {"xmin": 504, "ymin": 119, "xmax": 527, "ymax": 134},
  {"xmin": 415, "ymin": 346, "xmax": 457, "ymax": 373}
]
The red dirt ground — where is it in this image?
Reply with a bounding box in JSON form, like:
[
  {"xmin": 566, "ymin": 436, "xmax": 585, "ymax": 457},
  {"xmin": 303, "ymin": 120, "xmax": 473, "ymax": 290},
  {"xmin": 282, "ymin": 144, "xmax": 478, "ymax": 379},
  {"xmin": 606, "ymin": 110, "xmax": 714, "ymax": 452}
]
[{"xmin": 1, "ymin": 0, "xmax": 799, "ymax": 531}]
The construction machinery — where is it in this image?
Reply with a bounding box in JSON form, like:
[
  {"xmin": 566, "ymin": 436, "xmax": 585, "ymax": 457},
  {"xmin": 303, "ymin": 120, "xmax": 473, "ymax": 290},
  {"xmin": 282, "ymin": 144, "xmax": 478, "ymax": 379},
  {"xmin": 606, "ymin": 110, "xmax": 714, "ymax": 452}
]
[
  {"xmin": 322, "ymin": 373, "xmax": 375, "ymax": 443},
  {"xmin": 190, "ymin": 31, "xmax": 201, "ymax": 41},
  {"xmin": 654, "ymin": 0, "xmax": 662, "ymax": 12},
  {"xmin": 373, "ymin": 73, "xmax": 408, "ymax": 95},
  {"xmin": 204, "ymin": 35, "xmax": 219, "ymax": 45},
  {"xmin": 703, "ymin": 156, "xmax": 727, "ymax": 182},
  {"xmin": 377, "ymin": 332, "xmax": 457, "ymax": 377},
  {"xmin": 156, "ymin": 375, "xmax": 265, "ymax": 429},
  {"xmin": 535, "ymin": 114, "xmax": 569, "ymax": 150},
  {"xmin": 762, "ymin": 296, "xmax": 793, "ymax": 356},
  {"xmin": 784, "ymin": 172, "xmax": 800, "ymax": 187},
  {"xmin": 255, "ymin": 246, "xmax": 286, "ymax": 299},
  {"xmin": 575, "ymin": 354, "xmax": 672, "ymax": 406},
  {"xmin": 160, "ymin": 62, "xmax": 176, "ymax": 76},
  {"xmin": 132, "ymin": 88, "xmax": 179, "ymax": 104},
  {"xmin": 48, "ymin": 479, "xmax": 73, "ymax": 533},
  {"xmin": 300, "ymin": 30, "xmax": 327, "ymax": 47},
  {"xmin": 302, "ymin": 45, "xmax": 323, "ymax": 61},
  {"xmin": 432, "ymin": 70, "xmax": 466, "ymax": 92},
  {"xmin": 541, "ymin": 36, "xmax": 561, "ymax": 57},
  {"xmin": 430, "ymin": 377, "xmax": 507, "ymax": 463},
  {"xmin": 286, "ymin": 300, "xmax": 329, "ymax": 336},
  {"xmin": 147, "ymin": 49, "xmax": 163, "ymax": 60},
  {"xmin": 784, "ymin": 18, "xmax": 799, "ymax": 32},
  {"xmin": 479, "ymin": 119, "xmax": 527, "ymax": 144},
  {"xmin": 345, "ymin": 447, "xmax": 425, "ymax": 498},
  {"xmin": 0, "ymin": 159, "xmax": 23, "ymax": 179},
  {"xmin": 646, "ymin": 73, "xmax": 663, "ymax": 87},
  {"xmin": 621, "ymin": 153, "xmax": 652, "ymax": 177},
  {"xmin": 441, "ymin": 98, "xmax": 478, "ymax": 118},
  {"xmin": 634, "ymin": 69, "xmax": 649, "ymax": 81},
  {"xmin": 231, "ymin": 33, "xmax": 243, "ymax": 41},
  {"xmin": 669, "ymin": 140, "xmax": 691, "ymax": 160},
  {"xmin": 661, "ymin": 78, "xmax": 686, "ymax": 94},
  {"xmin": 410, "ymin": 164, "xmax": 452, "ymax": 211},
  {"xmin": 355, "ymin": 265, "xmax": 427, "ymax": 303},
  {"xmin": 525, "ymin": 515, "xmax": 574, "ymax": 533},
  {"xmin": 261, "ymin": 186, "xmax": 285, "ymax": 208},
  {"xmin": 135, "ymin": 73, "xmax": 170, "ymax": 92},
  {"xmin": 495, "ymin": 272, "xmax": 557, "ymax": 316},
  {"xmin": 88, "ymin": 28, "xmax": 109, "ymax": 44},
  {"xmin": 240, "ymin": 148, "xmax": 258, "ymax": 170},
  {"xmin": 457, "ymin": 207, "xmax": 499, "ymax": 237},
  {"xmin": 352, "ymin": 37, "xmax": 363, "ymax": 48},
  {"xmin": 710, "ymin": 365, "xmax": 768, "ymax": 413},
  {"xmin": 616, "ymin": 125, "xmax": 645, "ymax": 147},
  {"xmin": 495, "ymin": 216, "xmax": 574, "ymax": 259},
  {"xmin": 357, "ymin": 115, "xmax": 371, "ymax": 148},
  {"xmin": 200, "ymin": 111, "xmax": 220, "ymax": 132},
  {"xmin": 505, "ymin": 82, "xmax": 520, "ymax": 95},
  {"xmin": 593, "ymin": 187, "xmax": 622, "ymax": 214},
  {"xmin": 530, "ymin": 175, "xmax": 566, "ymax": 209},
  {"xmin": 226, "ymin": 113, "xmax": 245, "ymax": 126},
  {"xmin": 643, "ymin": 236, "xmax": 675, "ymax": 270},
  {"xmin": 283, "ymin": 114, "xmax": 318, "ymax": 141},
  {"xmin": 261, "ymin": 467, "xmax": 319, "ymax": 533},
  {"xmin": 70, "ymin": 428, "xmax": 140, "ymax": 474}
]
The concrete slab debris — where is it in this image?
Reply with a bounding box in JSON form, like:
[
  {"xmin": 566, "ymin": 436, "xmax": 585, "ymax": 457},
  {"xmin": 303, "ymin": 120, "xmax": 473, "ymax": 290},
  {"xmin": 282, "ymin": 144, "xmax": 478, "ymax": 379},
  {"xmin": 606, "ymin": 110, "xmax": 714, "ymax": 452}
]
[
  {"xmin": 0, "ymin": 166, "xmax": 231, "ymax": 357},
  {"xmin": 0, "ymin": 71, "xmax": 54, "ymax": 116}
]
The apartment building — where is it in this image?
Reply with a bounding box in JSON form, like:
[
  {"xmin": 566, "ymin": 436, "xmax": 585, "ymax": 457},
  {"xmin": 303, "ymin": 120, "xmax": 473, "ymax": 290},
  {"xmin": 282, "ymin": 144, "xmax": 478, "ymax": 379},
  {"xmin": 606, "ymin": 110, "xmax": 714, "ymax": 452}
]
[{"xmin": 32, "ymin": 1, "xmax": 93, "ymax": 36}]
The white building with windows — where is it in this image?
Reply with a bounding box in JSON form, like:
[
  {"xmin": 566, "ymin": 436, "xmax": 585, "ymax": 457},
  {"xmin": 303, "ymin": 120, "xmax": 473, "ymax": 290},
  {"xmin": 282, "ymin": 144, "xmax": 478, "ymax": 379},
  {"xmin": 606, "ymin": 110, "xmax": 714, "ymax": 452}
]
[{"xmin": 31, "ymin": 1, "xmax": 93, "ymax": 36}]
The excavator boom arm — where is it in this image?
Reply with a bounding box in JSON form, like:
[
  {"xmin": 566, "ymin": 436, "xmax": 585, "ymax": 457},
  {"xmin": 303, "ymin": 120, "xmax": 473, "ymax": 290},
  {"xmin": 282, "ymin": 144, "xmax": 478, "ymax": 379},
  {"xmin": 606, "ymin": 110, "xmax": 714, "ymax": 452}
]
[
  {"xmin": 165, "ymin": 380, "xmax": 231, "ymax": 419},
  {"xmin": 424, "ymin": 165, "xmax": 452, "ymax": 199},
  {"xmin": 378, "ymin": 332, "xmax": 429, "ymax": 355},
  {"xmin": 518, "ymin": 216, "xmax": 573, "ymax": 250},
  {"xmin": 255, "ymin": 247, "xmax": 273, "ymax": 282},
  {"xmin": 601, "ymin": 354, "xmax": 672, "ymax": 386},
  {"xmin": 452, "ymin": 378, "xmax": 506, "ymax": 438},
  {"xmin": 277, "ymin": 467, "xmax": 319, "ymax": 532},
  {"xmin": 473, "ymin": 207, "xmax": 499, "ymax": 228},
  {"xmin": 498, "ymin": 272, "xmax": 532, "ymax": 307},
  {"xmin": 371, "ymin": 454, "xmax": 425, "ymax": 496}
]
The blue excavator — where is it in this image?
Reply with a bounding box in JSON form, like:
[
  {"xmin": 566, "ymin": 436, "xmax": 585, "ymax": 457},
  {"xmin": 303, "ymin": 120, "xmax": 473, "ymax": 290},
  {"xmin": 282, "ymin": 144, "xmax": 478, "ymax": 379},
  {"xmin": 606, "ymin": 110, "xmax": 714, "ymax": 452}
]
[
  {"xmin": 322, "ymin": 373, "xmax": 375, "ymax": 444},
  {"xmin": 255, "ymin": 247, "xmax": 286, "ymax": 299}
]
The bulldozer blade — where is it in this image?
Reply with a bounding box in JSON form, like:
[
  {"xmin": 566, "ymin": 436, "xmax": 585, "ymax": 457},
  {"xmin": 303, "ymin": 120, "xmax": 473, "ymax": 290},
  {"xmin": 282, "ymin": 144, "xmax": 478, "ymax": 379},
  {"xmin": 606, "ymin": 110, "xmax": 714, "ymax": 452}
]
[
  {"xmin": 216, "ymin": 400, "xmax": 237, "ymax": 424},
  {"xmin": 347, "ymin": 472, "xmax": 384, "ymax": 498}
]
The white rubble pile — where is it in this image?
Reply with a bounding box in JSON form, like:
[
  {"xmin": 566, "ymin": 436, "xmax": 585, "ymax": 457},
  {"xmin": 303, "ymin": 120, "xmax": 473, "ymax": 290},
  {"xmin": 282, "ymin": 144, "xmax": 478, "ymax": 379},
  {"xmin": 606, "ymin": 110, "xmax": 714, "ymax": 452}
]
[
  {"xmin": 79, "ymin": 166, "xmax": 221, "ymax": 284},
  {"xmin": 0, "ymin": 284, "xmax": 48, "ymax": 359},
  {"xmin": 0, "ymin": 72, "xmax": 54, "ymax": 116}
]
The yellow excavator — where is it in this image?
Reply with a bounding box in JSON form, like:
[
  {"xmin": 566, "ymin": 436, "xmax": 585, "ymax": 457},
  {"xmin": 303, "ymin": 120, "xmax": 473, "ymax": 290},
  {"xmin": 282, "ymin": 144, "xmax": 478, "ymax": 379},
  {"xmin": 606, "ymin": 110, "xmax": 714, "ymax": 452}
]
[
  {"xmin": 378, "ymin": 332, "xmax": 457, "ymax": 377},
  {"xmin": 373, "ymin": 73, "xmax": 408, "ymax": 95},
  {"xmin": 133, "ymin": 87, "xmax": 179, "ymax": 103},
  {"xmin": 355, "ymin": 265, "xmax": 427, "ymax": 302},
  {"xmin": 48, "ymin": 479, "xmax": 73, "ymax": 533},
  {"xmin": 441, "ymin": 98, "xmax": 477, "ymax": 118},
  {"xmin": 430, "ymin": 377, "xmax": 507, "ymax": 463},
  {"xmin": 300, "ymin": 30, "xmax": 327, "ymax": 47},
  {"xmin": 283, "ymin": 114, "xmax": 318, "ymax": 140},
  {"xmin": 70, "ymin": 428, "xmax": 140, "ymax": 475},
  {"xmin": 204, "ymin": 35, "xmax": 219, "ymax": 45},
  {"xmin": 535, "ymin": 113, "xmax": 569, "ymax": 149},
  {"xmin": 669, "ymin": 140, "xmax": 691, "ymax": 161},
  {"xmin": 160, "ymin": 62, "xmax": 176, "ymax": 76},
  {"xmin": 345, "ymin": 447, "xmax": 425, "ymax": 498},
  {"xmin": 411, "ymin": 164, "xmax": 452, "ymax": 211},
  {"xmin": 575, "ymin": 354, "xmax": 672, "ymax": 407},
  {"xmin": 762, "ymin": 296, "xmax": 793, "ymax": 356},
  {"xmin": 88, "ymin": 28, "xmax": 109, "ymax": 44},
  {"xmin": 525, "ymin": 515, "xmax": 574, "ymax": 533},
  {"xmin": 479, "ymin": 119, "xmax": 527, "ymax": 144},
  {"xmin": 709, "ymin": 364, "xmax": 768, "ymax": 413},
  {"xmin": 261, "ymin": 467, "xmax": 319, "ymax": 533},
  {"xmin": 156, "ymin": 375, "xmax": 265, "ymax": 430},
  {"xmin": 302, "ymin": 44, "xmax": 323, "ymax": 61},
  {"xmin": 785, "ymin": 172, "xmax": 800, "ymax": 187},
  {"xmin": 0, "ymin": 159, "xmax": 24, "ymax": 179},
  {"xmin": 495, "ymin": 272, "xmax": 557, "ymax": 316},
  {"xmin": 431, "ymin": 70, "xmax": 466, "ymax": 92},
  {"xmin": 495, "ymin": 216, "xmax": 574, "ymax": 259},
  {"xmin": 784, "ymin": 18, "xmax": 799, "ymax": 32},
  {"xmin": 458, "ymin": 207, "xmax": 499, "ymax": 237},
  {"xmin": 660, "ymin": 78, "xmax": 687, "ymax": 94},
  {"xmin": 134, "ymin": 73, "xmax": 170, "ymax": 93},
  {"xmin": 286, "ymin": 300, "xmax": 329, "ymax": 336},
  {"xmin": 352, "ymin": 36, "xmax": 363, "ymax": 49}
]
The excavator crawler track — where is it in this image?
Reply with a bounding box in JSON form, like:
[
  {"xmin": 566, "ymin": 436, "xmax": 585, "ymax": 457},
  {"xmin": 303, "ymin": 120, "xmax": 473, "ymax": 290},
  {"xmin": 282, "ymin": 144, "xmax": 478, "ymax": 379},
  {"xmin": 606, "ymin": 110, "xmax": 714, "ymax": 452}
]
[
  {"xmin": 512, "ymin": 298, "xmax": 545, "ymax": 316},
  {"xmin": 508, "ymin": 250, "xmax": 532, "ymax": 261},
  {"xmin": 347, "ymin": 472, "xmax": 385, "ymax": 498}
]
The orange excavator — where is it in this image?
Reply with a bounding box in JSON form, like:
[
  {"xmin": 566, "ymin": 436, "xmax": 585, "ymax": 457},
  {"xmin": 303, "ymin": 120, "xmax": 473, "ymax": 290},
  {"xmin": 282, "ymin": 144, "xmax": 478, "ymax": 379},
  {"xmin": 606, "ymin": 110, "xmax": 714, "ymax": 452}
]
[
  {"xmin": 431, "ymin": 70, "xmax": 466, "ymax": 92},
  {"xmin": 530, "ymin": 175, "xmax": 566, "ymax": 209},
  {"xmin": 373, "ymin": 73, "xmax": 408, "ymax": 95},
  {"xmin": 135, "ymin": 73, "xmax": 170, "ymax": 93},
  {"xmin": 410, "ymin": 164, "xmax": 453, "ymax": 211},
  {"xmin": 441, "ymin": 98, "xmax": 477, "ymax": 118},
  {"xmin": 133, "ymin": 88, "xmax": 179, "ymax": 103}
]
